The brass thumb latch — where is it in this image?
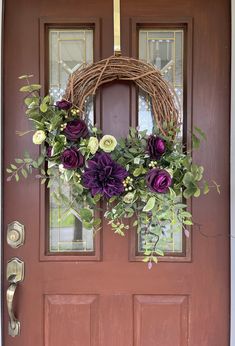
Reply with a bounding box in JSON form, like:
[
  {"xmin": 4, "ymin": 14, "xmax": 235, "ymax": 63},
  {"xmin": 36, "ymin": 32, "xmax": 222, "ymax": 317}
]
[{"xmin": 6, "ymin": 258, "xmax": 24, "ymax": 337}]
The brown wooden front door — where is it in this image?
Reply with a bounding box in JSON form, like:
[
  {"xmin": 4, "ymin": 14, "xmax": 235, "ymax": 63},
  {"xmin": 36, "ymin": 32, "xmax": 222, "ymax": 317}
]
[{"xmin": 3, "ymin": 0, "xmax": 230, "ymax": 345}]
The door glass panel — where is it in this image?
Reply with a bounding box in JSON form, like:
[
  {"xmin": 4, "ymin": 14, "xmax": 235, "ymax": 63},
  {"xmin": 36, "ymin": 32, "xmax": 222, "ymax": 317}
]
[
  {"xmin": 139, "ymin": 29, "xmax": 183, "ymax": 133},
  {"xmin": 48, "ymin": 29, "xmax": 94, "ymax": 253},
  {"xmin": 137, "ymin": 211, "xmax": 183, "ymax": 254},
  {"xmin": 138, "ymin": 29, "xmax": 184, "ymax": 255}
]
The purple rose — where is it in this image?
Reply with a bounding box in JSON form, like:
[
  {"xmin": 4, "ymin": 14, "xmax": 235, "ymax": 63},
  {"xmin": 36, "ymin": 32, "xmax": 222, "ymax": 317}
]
[
  {"xmin": 61, "ymin": 147, "xmax": 84, "ymax": 169},
  {"xmin": 56, "ymin": 99, "xmax": 72, "ymax": 111},
  {"xmin": 83, "ymin": 152, "xmax": 128, "ymax": 198},
  {"xmin": 146, "ymin": 168, "xmax": 172, "ymax": 193},
  {"xmin": 147, "ymin": 135, "xmax": 166, "ymax": 160},
  {"xmin": 64, "ymin": 119, "xmax": 89, "ymax": 141},
  {"xmin": 47, "ymin": 146, "xmax": 52, "ymax": 157}
]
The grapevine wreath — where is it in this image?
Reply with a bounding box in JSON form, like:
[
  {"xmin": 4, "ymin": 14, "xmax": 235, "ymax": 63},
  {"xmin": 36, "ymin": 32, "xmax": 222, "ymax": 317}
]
[{"xmin": 7, "ymin": 56, "xmax": 218, "ymax": 267}]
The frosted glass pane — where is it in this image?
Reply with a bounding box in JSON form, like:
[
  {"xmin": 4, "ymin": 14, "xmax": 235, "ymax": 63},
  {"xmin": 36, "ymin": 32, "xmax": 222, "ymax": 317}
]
[
  {"xmin": 48, "ymin": 29, "xmax": 94, "ymax": 253},
  {"xmin": 139, "ymin": 29, "xmax": 183, "ymax": 134},
  {"xmin": 138, "ymin": 29, "xmax": 184, "ymax": 254},
  {"xmin": 49, "ymin": 29, "xmax": 93, "ymax": 100},
  {"xmin": 49, "ymin": 180, "xmax": 93, "ymax": 253}
]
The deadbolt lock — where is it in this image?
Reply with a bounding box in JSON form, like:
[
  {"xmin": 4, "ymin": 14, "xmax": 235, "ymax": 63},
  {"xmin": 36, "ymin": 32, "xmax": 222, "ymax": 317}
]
[{"xmin": 7, "ymin": 221, "xmax": 25, "ymax": 248}]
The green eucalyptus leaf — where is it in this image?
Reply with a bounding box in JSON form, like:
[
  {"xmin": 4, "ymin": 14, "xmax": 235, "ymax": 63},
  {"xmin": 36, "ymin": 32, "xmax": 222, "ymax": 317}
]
[
  {"xmin": 64, "ymin": 170, "xmax": 74, "ymax": 182},
  {"xmin": 181, "ymin": 211, "xmax": 192, "ymax": 218},
  {"xmin": 183, "ymin": 186, "xmax": 197, "ymax": 199},
  {"xmin": 40, "ymin": 103, "xmax": 48, "ymax": 113},
  {"xmin": 93, "ymin": 194, "xmax": 102, "ymax": 203},
  {"xmin": 32, "ymin": 161, "xmax": 38, "ymax": 169},
  {"xmin": 15, "ymin": 158, "xmax": 23, "ymax": 163},
  {"xmin": 194, "ymin": 187, "xmax": 201, "ymax": 197},
  {"xmin": 142, "ymin": 257, "xmax": 150, "ymax": 263},
  {"xmin": 19, "ymin": 74, "xmax": 34, "ymax": 80},
  {"xmin": 24, "ymin": 97, "xmax": 39, "ymax": 106},
  {"xmin": 129, "ymin": 148, "xmax": 138, "ymax": 154},
  {"xmin": 133, "ymin": 166, "xmax": 146, "ymax": 177},
  {"xmin": 21, "ymin": 168, "xmax": 27, "ymax": 178},
  {"xmin": 24, "ymin": 158, "xmax": 32, "ymax": 163},
  {"xmin": 155, "ymin": 249, "xmax": 164, "ymax": 256},
  {"xmin": 183, "ymin": 220, "xmax": 193, "ymax": 225},
  {"xmin": 203, "ymin": 181, "xmax": 210, "ymax": 195},
  {"xmin": 194, "ymin": 126, "xmax": 207, "ymax": 141},
  {"xmin": 83, "ymin": 221, "xmax": 93, "ymax": 230},
  {"xmin": 183, "ymin": 172, "xmax": 195, "ymax": 187},
  {"xmin": 42, "ymin": 95, "xmax": 51, "ymax": 104},
  {"xmin": 191, "ymin": 164, "xmax": 204, "ymax": 181},
  {"xmin": 93, "ymin": 218, "xmax": 101, "ymax": 227},
  {"xmin": 37, "ymin": 155, "xmax": 45, "ymax": 167},
  {"xmin": 80, "ymin": 208, "xmax": 93, "ymax": 222},
  {"xmin": 143, "ymin": 196, "xmax": 156, "ymax": 212},
  {"xmin": 192, "ymin": 133, "xmax": 200, "ymax": 149},
  {"xmin": 52, "ymin": 142, "xmax": 64, "ymax": 156},
  {"xmin": 20, "ymin": 84, "xmax": 41, "ymax": 93}
]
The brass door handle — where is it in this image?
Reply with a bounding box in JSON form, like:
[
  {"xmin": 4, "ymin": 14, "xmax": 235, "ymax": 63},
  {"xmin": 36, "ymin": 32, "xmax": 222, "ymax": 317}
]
[
  {"xmin": 6, "ymin": 283, "xmax": 20, "ymax": 337},
  {"xmin": 6, "ymin": 258, "xmax": 24, "ymax": 337}
]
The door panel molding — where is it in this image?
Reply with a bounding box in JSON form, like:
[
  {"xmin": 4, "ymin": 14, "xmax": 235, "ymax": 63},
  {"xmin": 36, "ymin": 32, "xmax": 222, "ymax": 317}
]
[
  {"xmin": 44, "ymin": 294, "xmax": 99, "ymax": 346},
  {"xmin": 134, "ymin": 295, "xmax": 189, "ymax": 346}
]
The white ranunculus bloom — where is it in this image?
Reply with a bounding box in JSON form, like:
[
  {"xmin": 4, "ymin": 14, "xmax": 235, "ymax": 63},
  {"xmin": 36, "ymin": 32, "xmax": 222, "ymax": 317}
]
[
  {"xmin": 99, "ymin": 135, "xmax": 117, "ymax": 153},
  {"xmin": 32, "ymin": 130, "xmax": 46, "ymax": 145},
  {"xmin": 88, "ymin": 136, "xmax": 99, "ymax": 154}
]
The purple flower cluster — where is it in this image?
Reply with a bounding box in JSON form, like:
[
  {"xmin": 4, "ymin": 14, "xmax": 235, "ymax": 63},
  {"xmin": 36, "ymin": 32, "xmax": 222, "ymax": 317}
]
[
  {"xmin": 55, "ymin": 104, "xmax": 171, "ymax": 195},
  {"xmin": 83, "ymin": 153, "xmax": 128, "ymax": 198},
  {"xmin": 57, "ymin": 105, "xmax": 89, "ymax": 167}
]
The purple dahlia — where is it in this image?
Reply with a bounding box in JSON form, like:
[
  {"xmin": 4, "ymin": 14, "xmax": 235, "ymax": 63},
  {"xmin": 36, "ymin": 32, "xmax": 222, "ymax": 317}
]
[
  {"xmin": 147, "ymin": 135, "xmax": 166, "ymax": 160},
  {"xmin": 83, "ymin": 153, "xmax": 128, "ymax": 198}
]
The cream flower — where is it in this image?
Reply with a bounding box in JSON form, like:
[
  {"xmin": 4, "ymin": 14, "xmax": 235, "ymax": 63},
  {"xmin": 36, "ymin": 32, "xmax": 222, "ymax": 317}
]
[
  {"xmin": 32, "ymin": 130, "xmax": 46, "ymax": 145},
  {"xmin": 99, "ymin": 135, "xmax": 117, "ymax": 153},
  {"xmin": 88, "ymin": 136, "xmax": 99, "ymax": 154},
  {"xmin": 58, "ymin": 164, "xmax": 65, "ymax": 173}
]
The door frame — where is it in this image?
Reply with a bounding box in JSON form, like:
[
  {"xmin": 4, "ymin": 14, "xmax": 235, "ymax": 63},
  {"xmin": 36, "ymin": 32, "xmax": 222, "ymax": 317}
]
[
  {"xmin": 230, "ymin": 1, "xmax": 235, "ymax": 345},
  {"xmin": 0, "ymin": 0, "xmax": 233, "ymax": 344}
]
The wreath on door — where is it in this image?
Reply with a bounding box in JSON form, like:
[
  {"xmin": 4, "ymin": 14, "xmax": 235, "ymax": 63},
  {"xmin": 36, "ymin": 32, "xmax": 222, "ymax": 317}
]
[{"xmin": 7, "ymin": 56, "xmax": 218, "ymax": 267}]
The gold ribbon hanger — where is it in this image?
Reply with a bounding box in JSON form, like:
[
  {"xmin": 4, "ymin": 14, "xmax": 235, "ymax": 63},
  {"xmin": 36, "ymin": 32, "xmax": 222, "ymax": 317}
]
[{"xmin": 113, "ymin": 0, "xmax": 121, "ymax": 55}]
